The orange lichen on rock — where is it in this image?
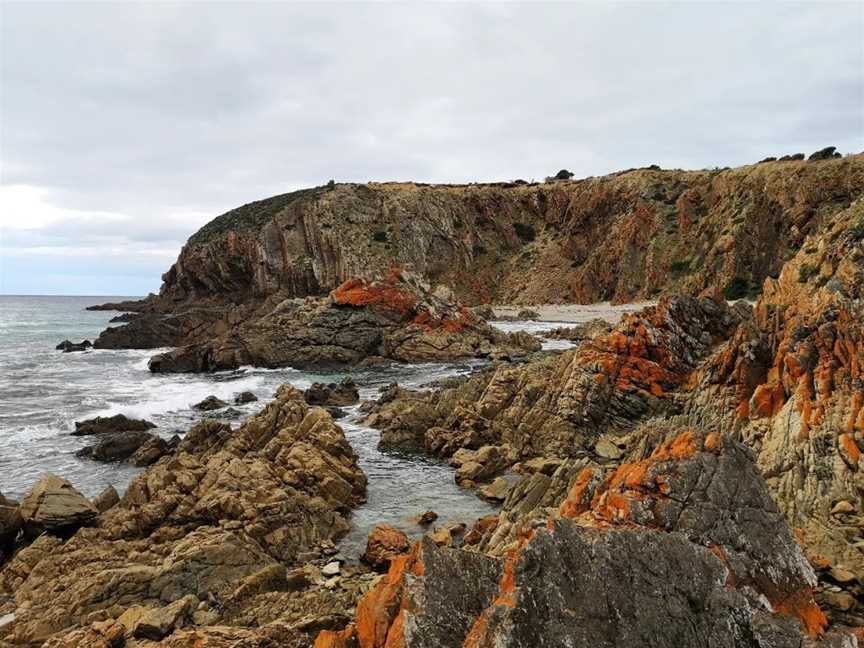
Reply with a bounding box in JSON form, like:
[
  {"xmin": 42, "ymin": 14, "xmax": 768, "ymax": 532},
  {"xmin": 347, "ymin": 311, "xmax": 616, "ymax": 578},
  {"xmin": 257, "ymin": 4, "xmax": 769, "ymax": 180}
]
[
  {"xmin": 749, "ymin": 382, "xmax": 785, "ymax": 419},
  {"xmin": 839, "ymin": 433, "xmax": 861, "ymax": 466},
  {"xmin": 332, "ymin": 270, "xmax": 419, "ymax": 317},
  {"xmin": 768, "ymin": 588, "xmax": 828, "ymax": 638},
  {"xmin": 354, "ymin": 543, "xmax": 423, "ymax": 648},
  {"xmin": 315, "ymin": 626, "xmax": 357, "ymax": 648},
  {"xmin": 558, "ymin": 468, "xmax": 596, "ymax": 518}
]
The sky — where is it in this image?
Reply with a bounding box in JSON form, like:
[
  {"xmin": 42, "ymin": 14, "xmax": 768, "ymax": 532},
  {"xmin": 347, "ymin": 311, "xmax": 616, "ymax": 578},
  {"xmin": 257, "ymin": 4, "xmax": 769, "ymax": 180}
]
[{"xmin": 1, "ymin": 2, "xmax": 862, "ymax": 296}]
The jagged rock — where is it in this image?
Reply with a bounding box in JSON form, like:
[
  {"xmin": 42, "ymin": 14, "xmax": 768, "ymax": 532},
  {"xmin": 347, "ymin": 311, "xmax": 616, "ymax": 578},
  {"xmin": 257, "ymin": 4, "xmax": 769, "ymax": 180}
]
[
  {"xmin": 76, "ymin": 431, "xmax": 159, "ymax": 463},
  {"xmin": 418, "ymin": 511, "xmax": 437, "ymax": 526},
  {"xmin": 478, "ymin": 476, "xmax": 512, "ymax": 502},
  {"xmin": 18, "ymin": 475, "xmax": 97, "ymax": 536},
  {"xmin": 304, "ymin": 378, "xmax": 360, "ymax": 407},
  {"xmin": 542, "ymin": 318, "xmax": 611, "ymax": 341},
  {"xmin": 92, "ymin": 486, "xmax": 119, "ymax": 513},
  {"xmin": 73, "ymin": 414, "xmax": 156, "ymax": 436},
  {"xmin": 1, "ymin": 386, "xmax": 366, "ymax": 645},
  {"xmin": 319, "ymin": 433, "xmax": 837, "ymax": 647},
  {"xmin": 234, "ymin": 390, "xmax": 258, "ymax": 404},
  {"xmin": 361, "ymin": 524, "xmax": 410, "ymax": 572},
  {"xmin": 55, "ymin": 339, "xmax": 92, "ymax": 352},
  {"xmin": 192, "ymin": 395, "xmax": 228, "ymax": 411}
]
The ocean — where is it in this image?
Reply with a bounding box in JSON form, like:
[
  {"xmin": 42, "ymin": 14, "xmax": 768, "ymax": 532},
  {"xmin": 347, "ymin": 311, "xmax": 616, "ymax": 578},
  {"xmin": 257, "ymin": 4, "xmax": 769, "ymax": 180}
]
[{"xmin": 0, "ymin": 295, "xmax": 574, "ymax": 556}]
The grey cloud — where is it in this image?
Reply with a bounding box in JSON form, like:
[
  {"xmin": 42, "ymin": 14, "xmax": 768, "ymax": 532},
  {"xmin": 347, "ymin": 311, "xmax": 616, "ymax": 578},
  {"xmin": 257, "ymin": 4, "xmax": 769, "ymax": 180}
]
[{"xmin": 1, "ymin": 1, "xmax": 862, "ymax": 294}]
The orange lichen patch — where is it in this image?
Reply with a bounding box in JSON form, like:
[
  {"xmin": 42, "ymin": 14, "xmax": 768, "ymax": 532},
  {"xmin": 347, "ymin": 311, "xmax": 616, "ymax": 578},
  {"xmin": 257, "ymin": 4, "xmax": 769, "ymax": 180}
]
[
  {"xmin": 332, "ymin": 271, "xmax": 419, "ymax": 317},
  {"xmin": 749, "ymin": 382, "xmax": 785, "ymax": 419},
  {"xmin": 839, "ymin": 433, "xmax": 861, "ymax": 466},
  {"xmin": 355, "ymin": 543, "xmax": 422, "ymax": 648},
  {"xmin": 558, "ymin": 468, "xmax": 596, "ymax": 518},
  {"xmin": 315, "ymin": 626, "xmax": 357, "ymax": 648},
  {"xmin": 794, "ymin": 372, "xmax": 814, "ymax": 439},
  {"xmin": 383, "ymin": 610, "xmax": 407, "ymax": 648},
  {"xmin": 769, "ymin": 588, "xmax": 828, "ymax": 638},
  {"xmin": 848, "ymin": 392, "xmax": 864, "ymax": 434},
  {"xmin": 461, "ymin": 613, "xmax": 490, "ymax": 648},
  {"xmin": 704, "ymin": 433, "xmax": 721, "ymax": 453}
]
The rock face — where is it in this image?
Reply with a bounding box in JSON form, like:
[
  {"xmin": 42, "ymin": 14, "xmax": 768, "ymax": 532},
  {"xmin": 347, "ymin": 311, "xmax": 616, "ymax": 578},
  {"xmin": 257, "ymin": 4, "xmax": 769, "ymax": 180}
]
[
  {"xmin": 99, "ymin": 155, "xmax": 863, "ymax": 310},
  {"xmin": 317, "ymin": 433, "xmax": 837, "ymax": 647},
  {"xmin": 0, "ymin": 386, "xmax": 367, "ymax": 645},
  {"xmin": 145, "ymin": 270, "xmax": 540, "ymax": 373},
  {"xmin": 17, "ymin": 475, "xmax": 98, "ymax": 537},
  {"xmin": 73, "ymin": 414, "xmax": 156, "ymax": 436}
]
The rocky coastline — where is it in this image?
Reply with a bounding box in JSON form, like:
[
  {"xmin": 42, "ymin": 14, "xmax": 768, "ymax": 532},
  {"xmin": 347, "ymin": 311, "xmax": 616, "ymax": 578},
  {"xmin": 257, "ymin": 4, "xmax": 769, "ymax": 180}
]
[{"xmin": 5, "ymin": 157, "xmax": 863, "ymax": 646}]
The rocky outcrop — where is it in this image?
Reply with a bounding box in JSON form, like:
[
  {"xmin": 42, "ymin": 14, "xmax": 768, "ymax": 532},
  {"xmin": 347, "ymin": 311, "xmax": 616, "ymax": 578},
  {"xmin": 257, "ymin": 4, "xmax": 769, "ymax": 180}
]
[
  {"xmin": 145, "ymin": 270, "xmax": 540, "ymax": 373},
  {"xmin": 318, "ymin": 433, "xmax": 850, "ymax": 647},
  {"xmin": 361, "ymin": 525, "xmax": 410, "ymax": 572},
  {"xmin": 73, "ymin": 414, "xmax": 156, "ymax": 436},
  {"xmin": 55, "ymin": 340, "xmax": 91, "ymax": 353},
  {"xmin": 366, "ymin": 295, "xmax": 742, "ymax": 460},
  {"xmin": 75, "ymin": 430, "xmax": 161, "ymax": 463},
  {"xmin": 0, "ymin": 385, "xmax": 367, "ymax": 646},
  {"xmin": 191, "ymin": 395, "xmax": 229, "ymax": 411}
]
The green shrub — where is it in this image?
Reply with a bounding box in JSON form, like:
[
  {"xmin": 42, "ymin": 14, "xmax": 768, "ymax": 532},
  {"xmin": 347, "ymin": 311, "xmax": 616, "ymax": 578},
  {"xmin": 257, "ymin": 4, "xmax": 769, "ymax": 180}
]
[
  {"xmin": 723, "ymin": 277, "xmax": 750, "ymax": 300},
  {"xmin": 798, "ymin": 264, "xmax": 819, "ymax": 283},
  {"xmin": 372, "ymin": 230, "xmax": 387, "ymax": 243},
  {"xmin": 670, "ymin": 259, "xmax": 690, "ymax": 275},
  {"xmin": 513, "ymin": 222, "xmax": 536, "ymax": 243},
  {"xmin": 849, "ymin": 221, "xmax": 864, "ymax": 241}
]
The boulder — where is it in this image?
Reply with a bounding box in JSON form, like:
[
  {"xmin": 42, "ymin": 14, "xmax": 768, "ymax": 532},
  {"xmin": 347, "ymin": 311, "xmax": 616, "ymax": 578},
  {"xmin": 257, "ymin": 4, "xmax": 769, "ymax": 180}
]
[
  {"xmin": 132, "ymin": 594, "xmax": 197, "ymax": 640},
  {"xmin": 92, "ymin": 486, "xmax": 119, "ymax": 513},
  {"xmin": 18, "ymin": 475, "xmax": 97, "ymax": 535},
  {"xmin": 361, "ymin": 524, "xmax": 410, "ymax": 571},
  {"xmin": 418, "ymin": 510, "xmax": 438, "ymax": 526},
  {"xmin": 304, "ymin": 378, "xmax": 360, "ymax": 407},
  {"xmin": 76, "ymin": 431, "xmax": 158, "ymax": 463},
  {"xmin": 234, "ymin": 391, "xmax": 258, "ymax": 404},
  {"xmin": 73, "ymin": 414, "xmax": 156, "ymax": 436},
  {"xmin": 192, "ymin": 395, "xmax": 229, "ymax": 411},
  {"xmin": 126, "ymin": 435, "xmax": 172, "ymax": 466}
]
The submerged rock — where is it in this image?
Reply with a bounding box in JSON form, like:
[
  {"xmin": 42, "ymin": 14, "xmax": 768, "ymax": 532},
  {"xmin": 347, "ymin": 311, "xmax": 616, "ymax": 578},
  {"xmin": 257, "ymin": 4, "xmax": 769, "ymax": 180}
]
[
  {"xmin": 234, "ymin": 390, "xmax": 258, "ymax": 404},
  {"xmin": 55, "ymin": 340, "xmax": 92, "ymax": 353},
  {"xmin": 73, "ymin": 414, "xmax": 156, "ymax": 436},
  {"xmin": 192, "ymin": 395, "xmax": 228, "ymax": 411}
]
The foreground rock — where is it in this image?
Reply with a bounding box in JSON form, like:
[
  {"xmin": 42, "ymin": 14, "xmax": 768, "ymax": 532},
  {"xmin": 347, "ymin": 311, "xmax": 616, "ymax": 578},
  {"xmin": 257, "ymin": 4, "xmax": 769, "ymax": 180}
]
[
  {"xmin": 73, "ymin": 414, "xmax": 156, "ymax": 436},
  {"xmin": 146, "ymin": 270, "xmax": 540, "ymax": 373},
  {"xmin": 316, "ymin": 433, "xmax": 849, "ymax": 647},
  {"xmin": 17, "ymin": 475, "xmax": 98, "ymax": 537},
  {"xmin": 76, "ymin": 430, "xmax": 160, "ymax": 463},
  {"xmin": 0, "ymin": 385, "xmax": 367, "ymax": 645}
]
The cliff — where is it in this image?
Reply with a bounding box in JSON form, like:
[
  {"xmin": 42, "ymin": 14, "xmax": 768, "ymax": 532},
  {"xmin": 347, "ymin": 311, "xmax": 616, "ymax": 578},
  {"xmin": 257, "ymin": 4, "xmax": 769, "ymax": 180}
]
[{"xmin": 149, "ymin": 154, "xmax": 863, "ymax": 308}]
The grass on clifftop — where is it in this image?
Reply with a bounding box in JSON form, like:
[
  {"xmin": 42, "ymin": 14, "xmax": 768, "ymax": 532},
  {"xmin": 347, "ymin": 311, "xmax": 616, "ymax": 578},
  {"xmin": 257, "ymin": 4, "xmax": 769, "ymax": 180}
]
[{"xmin": 189, "ymin": 186, "xmax": 326, "ymax": 244}]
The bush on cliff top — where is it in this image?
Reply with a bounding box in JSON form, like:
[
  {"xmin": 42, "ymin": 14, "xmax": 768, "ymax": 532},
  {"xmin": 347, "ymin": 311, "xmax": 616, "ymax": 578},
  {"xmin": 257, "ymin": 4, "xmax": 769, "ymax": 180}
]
[
  {"xmin": 723, "ymin": 276, "xmax": 750, "ymax": 300},
  {"xmin": 513, "ymin": 222, "xmax": 536, "ymax": 243}
]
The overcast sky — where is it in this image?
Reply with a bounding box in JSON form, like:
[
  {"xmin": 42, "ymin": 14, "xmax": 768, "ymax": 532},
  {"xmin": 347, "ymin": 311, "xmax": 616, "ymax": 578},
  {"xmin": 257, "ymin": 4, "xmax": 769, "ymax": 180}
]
[{"xmin": 1, "ymin": 2, "xmax": 862, "ymax": 295}]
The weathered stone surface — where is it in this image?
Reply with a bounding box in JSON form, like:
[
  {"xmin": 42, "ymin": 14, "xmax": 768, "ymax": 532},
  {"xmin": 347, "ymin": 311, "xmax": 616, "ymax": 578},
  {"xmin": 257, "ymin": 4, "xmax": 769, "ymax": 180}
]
[
  {"xmin": 320, "ymin": 433, "xmax": 839, "ymax": 647},
  {"xmin": 18, "ymin": 474, "xmax": 97, "ymax": 536},
  {"xmin": 361, "ymin": 524, "xmax": 410, "ymax": 572},
  {"xmin": 73, "ymin": 414, "xmax": 156, "ymax": 436},
  {"xmin": 0, "ymin": 386, "xmax": 367, "ymax": 645}
]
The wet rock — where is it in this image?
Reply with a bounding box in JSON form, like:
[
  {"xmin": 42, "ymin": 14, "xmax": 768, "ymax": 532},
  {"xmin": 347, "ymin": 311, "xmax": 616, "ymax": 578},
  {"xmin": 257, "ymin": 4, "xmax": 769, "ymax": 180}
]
[
  {"xmin": 73, "ymin": 414, "xmax": 156, "ymax": 436},
  {"xmin": 361, "ymin": 524, "xmax": 410, "ymax": 571},
  {"xmin": 108, "ymin": 312, "xmax": 138, "ymax": 323},
  {"xmin": 76, "ymin": 431, "xmax": 158, "ymax": 463},
  {"xmin": 418, "ymin": 510, "xmax": 438, "ymax": 526},
  {"xmin": 55, "ymin": 339, "xmax": 92, "ymax": 353},
  {"xmin": 192, "ymin": 395, "xmax": 229, "ymax": 411},
  {"xmin": 18, "ymin": 474, "xmax": 97, "ymax": 536},
  {"xmin": 234, "ymin": 390, "xmax": 258, "ymax": 404},
  {"xmin": 304, "ymin": 378, "xmax": 360, "ymax": 407},
  {"xmin": 92, "ymin": 486, "xmax": 119, "ymax": 512}
]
